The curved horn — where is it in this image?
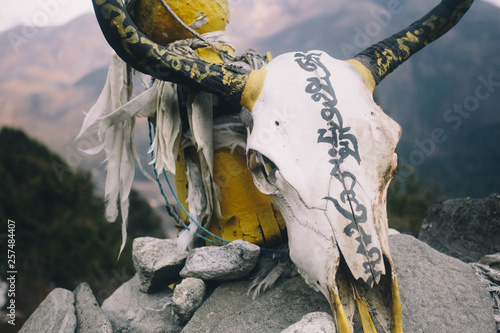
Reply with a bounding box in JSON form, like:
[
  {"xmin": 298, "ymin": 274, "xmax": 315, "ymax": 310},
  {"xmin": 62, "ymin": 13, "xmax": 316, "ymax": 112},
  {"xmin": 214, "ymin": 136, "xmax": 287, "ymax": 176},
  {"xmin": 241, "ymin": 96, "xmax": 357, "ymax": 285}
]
[
  {"xmin": 91, "ymin": 0, "xmax": 265, "ymax": 110},
  {"xmin": 347, "ymin": 0, "xmax": 474, "ymax": 92}
]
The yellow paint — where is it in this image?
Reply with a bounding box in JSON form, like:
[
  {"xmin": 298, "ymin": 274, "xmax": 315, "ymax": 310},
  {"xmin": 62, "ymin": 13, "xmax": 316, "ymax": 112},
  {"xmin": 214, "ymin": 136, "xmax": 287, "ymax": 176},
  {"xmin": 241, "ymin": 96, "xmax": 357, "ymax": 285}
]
[
  {"xmin": 375, "ymin": 31, "xmax": 419, "ymax": 78},
  {"xmin": 195, "ymin": 45, "xmax": 235, "ymax": 64},
  {"xmin": 266, "ymin": 51, "xmax": 273, "ymax": 62},
  {"xmin": 174, "ymin": 148, "xmax": 190, "ymax": 225},
  {"xmin": 205, "ymin": 148, "xmax": 285, "ymax": 247},
  {"xmin": 97, "ymin": 0, "xmax": 251, "ymax": 101},
  {"xmin": 396, "ymin": 31, "xmax": 419, "ymax": 60},
  {"xmin": 332, "ymin": 289, "xmax": 352, "ymax": 333},
  {"xmin": 240, "ymin": 68, "xmax": 267, "ymax": 111},
  {"xmin": 345, "ymin": 59, "xmax": 376, "ymax": 94},
  {"xmin": 375, "ymin": 49, "xmax": 396, "ymax": 77},
  {"xmin": 133, "ymin": 0, "xmax": 230, "ymax": 45},
  {"xmin": 392, "ymin": 275, "xmax": 404, "ymax": 333},
  {"xmin": 356, "ymin": 299, "xmax": 377, "ymax": 333}
]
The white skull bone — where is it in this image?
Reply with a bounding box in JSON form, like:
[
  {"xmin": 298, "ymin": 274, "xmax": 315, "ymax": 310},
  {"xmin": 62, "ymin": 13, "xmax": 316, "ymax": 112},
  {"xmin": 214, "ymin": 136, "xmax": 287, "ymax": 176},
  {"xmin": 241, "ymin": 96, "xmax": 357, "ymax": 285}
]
[{"xmin": 246, "ymin": 51, "xmax": 401, "ymax": 297}]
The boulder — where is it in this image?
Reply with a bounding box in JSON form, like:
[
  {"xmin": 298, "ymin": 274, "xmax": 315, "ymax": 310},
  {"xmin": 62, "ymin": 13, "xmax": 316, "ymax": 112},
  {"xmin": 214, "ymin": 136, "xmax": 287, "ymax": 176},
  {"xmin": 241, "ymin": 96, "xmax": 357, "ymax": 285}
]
[
  {"xmin": 172, "ymin": 278, "xmax": 206, "ymax": 325},
  {"xmin": 19, "ymin": 288, "xmax": 76, "ymax": 333},
  {"xmin": 180, "ymin": 273, "xmax": 331, "ymax": 333},
  {"xmin": 74, "ymin": 282, "xmax": 112, "ymax": 333},
  {"xmin": 133, "ymin": 237, "xmax": 189, "ymax": 293},
  {"xmin": 419, "ymin": 194, "xmax": 500, "ymax": 262},
  {"xmin": 181, "ymin": 234, "xmax": 496, "ymax": 332},
  {"xmin": 101, "ymin": 274, "xmax": 182, "ymax": 333},
  {"xmin": 180, "ymin": 240, "xmax": 260, "ymax": 281},
  {"xmin": 391, "ymin": 234, "xmax": 495, "ymax": 332}
]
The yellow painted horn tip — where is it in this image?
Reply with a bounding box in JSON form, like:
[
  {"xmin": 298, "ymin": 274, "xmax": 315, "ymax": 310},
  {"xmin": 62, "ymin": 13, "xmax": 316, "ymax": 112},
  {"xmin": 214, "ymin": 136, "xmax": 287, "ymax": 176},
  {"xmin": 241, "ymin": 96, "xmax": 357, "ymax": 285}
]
[
  {"xmin": 345, "ymin": 59, "xmax": 376, "ymax": 94},
  {"xmin": 392, "ymin": 275, "xmax": 404, "ymax": 333},
  {"xmin": 356, "ymin": 299, "xmax": 377, "ymax": 333},
  {"xmin": 240, "ymin": 68, "xmax": 267, "ymax": 111},
  {"xmin": 332, "ymin": 291, "xmax": 352, "ymax": 333}
]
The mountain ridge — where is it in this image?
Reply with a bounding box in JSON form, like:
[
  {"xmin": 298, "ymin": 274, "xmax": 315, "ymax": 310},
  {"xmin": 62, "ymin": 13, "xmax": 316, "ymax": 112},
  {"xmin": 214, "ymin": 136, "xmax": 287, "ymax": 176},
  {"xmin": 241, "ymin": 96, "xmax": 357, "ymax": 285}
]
[{"xmin": 1, "ymin": 0, "xmax": 499, "ymax": 199}]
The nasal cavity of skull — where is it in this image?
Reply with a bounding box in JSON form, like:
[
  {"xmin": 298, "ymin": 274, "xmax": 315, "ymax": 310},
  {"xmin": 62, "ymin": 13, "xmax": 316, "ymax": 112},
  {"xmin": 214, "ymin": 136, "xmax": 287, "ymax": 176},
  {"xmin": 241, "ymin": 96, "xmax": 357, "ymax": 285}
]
[{"xmin": 249, "ymin": 150, "xmax": 278, "ymax": 185}]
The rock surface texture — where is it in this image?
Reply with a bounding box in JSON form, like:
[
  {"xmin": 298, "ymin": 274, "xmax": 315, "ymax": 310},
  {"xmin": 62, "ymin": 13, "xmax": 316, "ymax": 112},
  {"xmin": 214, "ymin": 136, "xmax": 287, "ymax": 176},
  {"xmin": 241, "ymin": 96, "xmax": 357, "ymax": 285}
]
[
  {"xmin": 391, "ymin": 234, "xmax": 495, "ymax": 332},
  {"xmin": 280, "ymin": 312, "xmax": 337, "ymax": 333},
  {"xmin": 180, "ymin": 239, "xmax": 260, "ymax": 281},
  {"xmin": 182, "ymin": 234, "xmax": 495, "ymax": 333},
  {"xmin": 74, "ymin": 282, "xmax": 113, "ymax": 333},
  {"xmin": 419, "ymin": 194, "xmax": 500, "ymax": 262},
  {"xmin": 101, "ymin": 274, "xmax": 182, "ymax": 333},
  {"xmin": 172, "ymin": 278, "xmax": 206, "ymax": 325},
  {"xmin": 180, "ymin": 273, "xmax": 331, "ymax": 333},
  {"xmin": 133, "ymin": 237, "xmax": 189, "ymax": 293},
  {"xmin": 19, "ymin": 234, "xmax": 496, "ymax": 333},
  {"xmin": 19, "ymin": 288, "xmax": 76, "ymax": 333}
]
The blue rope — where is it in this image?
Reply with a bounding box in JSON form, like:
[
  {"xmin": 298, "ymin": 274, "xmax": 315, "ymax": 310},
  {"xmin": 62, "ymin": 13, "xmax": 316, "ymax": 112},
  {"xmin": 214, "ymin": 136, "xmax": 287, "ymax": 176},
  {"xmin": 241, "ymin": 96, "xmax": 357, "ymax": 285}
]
[
  {"xmin": 147, "ymin": 117, "xmax": 289, "ymax": 258},
  {"xmin": 147, "ymin": 118, "xmax": 226, "ymax": 246}
]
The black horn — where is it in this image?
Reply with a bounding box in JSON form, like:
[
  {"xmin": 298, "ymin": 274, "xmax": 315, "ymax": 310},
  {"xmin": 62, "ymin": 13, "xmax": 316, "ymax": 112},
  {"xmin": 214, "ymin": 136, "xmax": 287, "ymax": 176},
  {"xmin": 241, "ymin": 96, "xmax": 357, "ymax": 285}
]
[
  {"xmin": 91, "ymin": 0, "xmax": 266, "ymax": 110},
  {"xmin": 350, "ymin": 0, "xmax": 474, "ymax": 89}
]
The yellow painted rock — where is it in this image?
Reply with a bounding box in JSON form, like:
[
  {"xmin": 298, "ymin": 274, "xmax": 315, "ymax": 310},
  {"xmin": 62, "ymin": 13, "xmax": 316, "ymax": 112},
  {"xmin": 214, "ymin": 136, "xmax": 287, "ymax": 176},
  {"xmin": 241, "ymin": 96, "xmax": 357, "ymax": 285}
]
[
  {"xmin": 207, "ymin": 147, "xmax": 286, "ymax": 247},
  {"xmin": 175, "ymin": 147, "xmax": 286, "ymax": 248},
  {"xmin": 132, "ymin": 0, "xmax": 230, "ymax": 45}
]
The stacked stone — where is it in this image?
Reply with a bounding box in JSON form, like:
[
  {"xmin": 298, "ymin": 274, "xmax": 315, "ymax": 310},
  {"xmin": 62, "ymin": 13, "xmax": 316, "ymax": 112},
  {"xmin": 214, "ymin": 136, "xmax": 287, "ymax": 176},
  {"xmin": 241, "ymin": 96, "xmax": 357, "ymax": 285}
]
[{"xmin": 19, "ymin": 195, "xmax": 500, "ymax": 332}]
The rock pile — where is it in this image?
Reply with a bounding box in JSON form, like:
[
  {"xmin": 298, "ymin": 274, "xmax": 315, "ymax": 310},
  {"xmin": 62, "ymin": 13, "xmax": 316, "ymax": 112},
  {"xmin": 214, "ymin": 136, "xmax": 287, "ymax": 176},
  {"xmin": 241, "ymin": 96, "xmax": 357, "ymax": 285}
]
[{"xmin": 19, "ymin": 233, "xmax": 496, "ymax": 333}]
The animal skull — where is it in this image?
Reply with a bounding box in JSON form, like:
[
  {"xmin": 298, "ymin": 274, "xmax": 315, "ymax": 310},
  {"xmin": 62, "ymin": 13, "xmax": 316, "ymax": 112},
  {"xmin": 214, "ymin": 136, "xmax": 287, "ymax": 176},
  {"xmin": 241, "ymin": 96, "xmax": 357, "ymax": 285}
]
[
  {"xmin": 91, "ymin": 0, "xmax": 475, "ymax": 330},
  {"xmin": 246, "ymin": 52, "xmax": 401, "ymax": 296}
]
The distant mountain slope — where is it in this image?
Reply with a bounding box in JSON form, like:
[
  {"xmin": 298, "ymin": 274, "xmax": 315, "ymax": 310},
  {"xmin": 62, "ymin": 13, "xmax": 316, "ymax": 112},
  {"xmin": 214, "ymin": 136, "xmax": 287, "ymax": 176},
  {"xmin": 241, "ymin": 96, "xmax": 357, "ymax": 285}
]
[
  {"xmin": 0, "ymin": 0, "xmax": 499, "ymax": 199},
  {"xmin": 0, "ymin": 14, "xmax": 111, "ymax": 158},
  {"xmin": 254, "ymin": 0, "xmax": 500, "ymax": 198}
]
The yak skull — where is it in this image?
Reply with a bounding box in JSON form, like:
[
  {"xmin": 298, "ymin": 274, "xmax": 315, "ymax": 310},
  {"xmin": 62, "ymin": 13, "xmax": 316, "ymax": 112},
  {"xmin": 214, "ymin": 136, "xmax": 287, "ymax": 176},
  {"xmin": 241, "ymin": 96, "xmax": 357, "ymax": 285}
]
[
  {"xmin": 91, "ymin": 0, "xmax": 475, "ymax": 330},
  {"xmin": 246, "ymin": 51, "xmax": 401, "ymax": 298}
]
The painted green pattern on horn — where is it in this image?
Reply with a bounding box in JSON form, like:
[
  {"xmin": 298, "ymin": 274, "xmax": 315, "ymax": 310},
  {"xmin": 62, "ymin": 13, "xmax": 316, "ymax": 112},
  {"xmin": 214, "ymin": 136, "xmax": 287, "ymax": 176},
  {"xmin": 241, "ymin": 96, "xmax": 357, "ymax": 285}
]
[
  {"xmin": 354, "ymin": 0, "xmax": 474, "ymax": 85},
  {"xmin": 92, "ymin": 0, "xmax": 251, "ymax": 105}
]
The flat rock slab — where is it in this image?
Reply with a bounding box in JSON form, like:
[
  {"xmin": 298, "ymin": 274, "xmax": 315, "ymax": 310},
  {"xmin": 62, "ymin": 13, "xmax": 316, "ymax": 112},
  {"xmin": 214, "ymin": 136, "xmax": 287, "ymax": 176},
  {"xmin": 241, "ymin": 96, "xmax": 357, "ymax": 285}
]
[
  {"xmin": 102, "ymin": 274, "xmax": 182, "ymax": 333},
  {"xmin": 74, "ymin": 282, "xmax": 112, "ymax": 333},
  {"xmin": 180, "ymin": 240, "xmax": 260, "ymax": 281},
  {"xmin": 419, "ymin": 194, "xmax": 500, "ymax": 262},
  {"xmin": 133, "ymin": 237, "xmax": 189, "ymax": 293},
  {"xmin": 391, "ymin": 234, "xmax": 495, "ymax": 332},
  {"xmin": 181, "ymin": 273, "xmax": 331, "ymax": 333},
  {"xmin": 19, "ymin": 288, "xmax": 76, "ymax": 333},
  {"xmin": 182, "ymin": 234, "xmax": 496, "ymax": 333}
]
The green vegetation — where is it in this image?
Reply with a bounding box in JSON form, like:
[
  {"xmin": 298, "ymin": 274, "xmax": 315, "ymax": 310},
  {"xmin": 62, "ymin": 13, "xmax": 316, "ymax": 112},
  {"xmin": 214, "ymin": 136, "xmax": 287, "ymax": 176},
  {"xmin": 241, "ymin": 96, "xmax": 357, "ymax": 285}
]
[
  {"xmin": 0, "ymin": 127, "xmax": 164, "ymax": 327},
  {"xmin": 387, "ymin": 171, "xmax": 442, "ymax": 235}
]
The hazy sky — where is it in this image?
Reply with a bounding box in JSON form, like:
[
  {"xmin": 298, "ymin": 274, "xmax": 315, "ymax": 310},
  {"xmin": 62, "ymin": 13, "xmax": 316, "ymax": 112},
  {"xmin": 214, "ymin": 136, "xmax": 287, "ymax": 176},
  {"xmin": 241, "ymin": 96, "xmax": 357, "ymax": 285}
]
[
  {"xmin": 1, "ymin": 0, "xmax": 499, "ymax": 32},
  {"xmin": 0, "ymin": 0, "xmax": 93, "ymax": 32}
]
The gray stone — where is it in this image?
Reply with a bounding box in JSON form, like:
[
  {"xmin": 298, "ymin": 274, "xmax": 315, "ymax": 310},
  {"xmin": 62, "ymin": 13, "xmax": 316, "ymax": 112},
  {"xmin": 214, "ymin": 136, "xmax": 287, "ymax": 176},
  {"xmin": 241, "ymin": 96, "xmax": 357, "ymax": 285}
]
[
  {"xmin": 172, "ymin": 278, "xmax": 206, "ymax": 325},
  {"xmin": 180, "ymin": 240, "xmax": 260, "ymax": 281},
  {"xmin": 19, "ymin": 288, "xmax": 76, "ymax": 333},
  {"xmin": 74, "ymin": 282, "xmax": 112, "ymax": 333},
  {"xmin": 181, "ymin": 273, "xmax": 331, "ymax": 333},
  {"xmin": 281, "ymin": 312, "xmax": 336, "ymax": 333},
  {"xmin": 419, "ymin": 194, "xmax": 500, "ymax": 262},
  {"xmin": 102, "ymin": 274, "xmax": 182, "ymax": 333},
  {"xmin": 391, "ymin": 234, "xmax": 495, "ymax": 333},
  {"xmin": 181, "ymin": 234, "xmax": 495, "ymax": 332},
  {"xmin": 133, "ymin": 237, "xmax": 189, "ymax": 293}
]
